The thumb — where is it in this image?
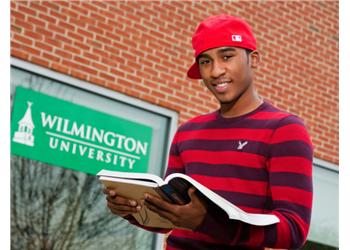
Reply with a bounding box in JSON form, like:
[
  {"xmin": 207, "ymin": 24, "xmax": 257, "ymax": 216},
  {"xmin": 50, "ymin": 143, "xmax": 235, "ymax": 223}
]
[{"xmin": 187, "ymin": 187, "xmax": 197, "ymax": 201}]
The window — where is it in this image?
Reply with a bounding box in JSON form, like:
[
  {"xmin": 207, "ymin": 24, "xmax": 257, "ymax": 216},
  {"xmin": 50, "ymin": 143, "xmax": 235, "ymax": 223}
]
[
  {"xmin": 10, "ymin": 58, "xmax": 178, "ymax": 250},
  {"xmin": 306, "ymin": 158, "xmax": 339, "ymax": 248}
]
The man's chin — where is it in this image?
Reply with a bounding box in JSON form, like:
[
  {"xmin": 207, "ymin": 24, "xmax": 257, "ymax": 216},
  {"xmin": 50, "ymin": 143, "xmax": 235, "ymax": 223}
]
[{"xmin": 218, "ymin": 97, "xmax": 239, "ymax": 105}]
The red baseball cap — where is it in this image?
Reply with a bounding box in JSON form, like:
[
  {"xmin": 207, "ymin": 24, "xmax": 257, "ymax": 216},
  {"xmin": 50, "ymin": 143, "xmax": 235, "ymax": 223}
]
[{"xmin": 187, "ymin": 15, "xmax": 257, "ymax": 79}]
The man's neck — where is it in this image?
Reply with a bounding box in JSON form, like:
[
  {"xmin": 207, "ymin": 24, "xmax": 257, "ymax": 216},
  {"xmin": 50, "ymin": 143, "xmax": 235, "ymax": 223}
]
[{"xmin": 219, "ymin": 89, "xmax": 262, "ymax": 118}]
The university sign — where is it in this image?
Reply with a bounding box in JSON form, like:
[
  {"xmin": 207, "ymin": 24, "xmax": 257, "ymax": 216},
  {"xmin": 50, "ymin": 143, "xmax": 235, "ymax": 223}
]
[{"xmin": 11, "ymin": 86, "xmax": 153, "ymax": 174}]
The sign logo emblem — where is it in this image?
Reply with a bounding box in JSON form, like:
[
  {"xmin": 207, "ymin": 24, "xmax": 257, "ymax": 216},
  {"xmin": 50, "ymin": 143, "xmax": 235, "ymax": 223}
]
[{"xmin": 12, "ymin": 101, "xmax": 35, "ymax": 147}]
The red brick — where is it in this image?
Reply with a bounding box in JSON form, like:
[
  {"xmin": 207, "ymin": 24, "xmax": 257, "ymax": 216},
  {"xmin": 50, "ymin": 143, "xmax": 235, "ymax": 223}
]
[
  {"xmin": 35, "ymin": 27, "xmax": 54, "ymax": 38},
  {"xmin": 42, "ymin": 52, "xmax": 60, "ymax": 63},
  {"xmin": 85, "ymin": 39, "xmax": 102, "ymax": 49},
  {"xmin": 25, "ymin": 30, "xmax": 43, "ymax": 40},
  {"xmin": 73, "ymin": 41, "xmax": 90, "ymax": 51},
  {"xmin": 83, "ymin": 51, "xmax": 100, "ymax": 61},
  {"xmin": 48, "ymin": 23, "xmax": 65, "ymax": 34},
  {"xmin": 67, "ymin": 31, "xmax": 84, "ymax": 42},
  {"xmin": 11, "ymin": 24, "xmax": 22, "ymax": 34},
  {"xmin": 90, "ymin": 12, "xmax": 106, "ymax": 23},
  {"xmin": 96, "ymin": 34, "xmax": 111, "ymax": 44},
  {"xmin": 92, "ymin": 47, "xmax": 109, "ymax": 58},
  {"xmin": 51, "ymin": 62, "xmax": 69, "ymax": 74},
  {"xmin": 49, "ymin": 9, "xmax": 68, "ymax": 21},
  {"xmin": 11, "ymin": 47, "xmax": 29, "ymax": 60},
  {"xmin": 35, "ymin": 41, "xmax": 53, "ymax": 52},
  {"xmin": 11, "ymin": 10, "xmax": 25, "ymax": 20},
  {"xmin": 69, "ymin": 18, "xmax": 87, "ymax": 29},
  {"xmin": 13, "ymin": 18, "xmax": 34, "ymax": 30},
  {"xmin": 88, "ymin": 76, "xmax": 105, "ymax": 87},
  {"xmin": 38, "ymin": 13, "xmax": 56, "ymax": 24},
  {"xmin": 124, "ymin": 88, "xmax": 141, "ymax": 98},
  {"xmin": 17, "ymin": 4, "xmax": 37, "ymax": 16},
  {"xmin": 110, "ymin": 68, "xmax": 126, "ymax": 78},
  {"xmin": 30, "ymin": 56, "xmax": 50, "ymax": 68},
  {"xmin": 69, "ymin": 3, "xmax": 89, "ymax": 16},
  {"xmin": 74, "ymin": 55, "xmax": 90, "ymax": 65},
  {"xmin": 41, "ymin": 1, "xmax": 60, "ymax": 11},
  {"xmin": 53, "ymin": 33, "xmax": 71, "ymax": 44},
  {"xmin": 140, "ymin": 94, "xmax": 157, "ymax": 105},
  {"xmin": 55, "ymin": 48, "xmax": 73, "ymax": 60},
  {"xmin": 13, "ymin": 34, "xmax": 33, "ymax": 46},
  {"xmin": 58, "ymin": 20, "xmax": 75, "ymax": 31},
  {"xmin": 63, "ymin": 44, "xmax": 80, "ymax": 55},
  {"xmin": 91, "ymin": 61, "xmax": 108, "ymax": 71},
  {"xmin": 151, "ymin": 90, "xmax": 166, "ymax": 99},
  {"xmin": 27, "ymin": 16, "xmax": 46, "ymax": 27},
  {"xmin": 99, "ymin": 72, "xmax": 115, "ymax": 82},
  {"xmin": 105, "ymin": 31, "xmax": 122, "ymax": 43},
  {"xmin": 87, "ymin": 25, "xmax": 104, "ymax": 35},
  {"xmin": 71, "ymin": 69, "xmax": 88, "ymax": 81},
  {"xmin": 60, "ymin": 6, "xmax": 79, "ymax": 18}
]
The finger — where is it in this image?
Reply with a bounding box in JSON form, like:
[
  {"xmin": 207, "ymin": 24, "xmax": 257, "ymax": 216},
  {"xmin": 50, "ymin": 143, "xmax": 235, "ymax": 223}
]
[
  {"xmin": 107, "ymin": 195, "xmax": 138, "ymax": 207},
  {"xmin": 108, "ymin": 205, "xmax": 134, "ymax": 217},
  {"xmin": 188, "ymin": 187, "xmax": 197, "ymax": 200},
  {"xmin": 107, "ymin": 201, "xmax": 141, "ymax": 213},
  {"xmin": 187, "ymin": 188, "xmax": 207, "ymax": 209},
  {"xmin": 144, "ymin": 201, "xmax": 175, "ymax": 222},
  {"xmin": 144, "ymin": 193, "xmax": 174, "ymax": 212},
  {"xmin": 187, "ymin": 187, "xmax": 203, "ymax": 205},
  {"xmin": 103, "ymin": 187, "xmax": 117, "ymax": 196},
  {"xmin": 107, "ymin": 200, "xmax": 142, "ymax": 218}
]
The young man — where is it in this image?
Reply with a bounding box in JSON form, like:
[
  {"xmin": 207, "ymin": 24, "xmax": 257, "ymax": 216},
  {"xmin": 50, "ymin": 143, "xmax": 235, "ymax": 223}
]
[{"xmin": 104, "ymin": 15, "xmax": 313, "ymax": 249}]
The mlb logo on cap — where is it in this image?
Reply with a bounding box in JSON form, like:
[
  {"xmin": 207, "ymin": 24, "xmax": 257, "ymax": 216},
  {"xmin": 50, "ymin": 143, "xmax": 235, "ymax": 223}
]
[{"xmin": 232, "ymin": 35, "xmax": 242, "ymax": 42}]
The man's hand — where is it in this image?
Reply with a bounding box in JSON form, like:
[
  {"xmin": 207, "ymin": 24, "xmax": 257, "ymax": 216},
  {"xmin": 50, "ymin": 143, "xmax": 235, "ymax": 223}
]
[
  {"xmin": 103, "ymin": 187, "xmax": 141, "ymax": 217},
  {"xmin": 144, "ymin": 187, "xmax": 207, "ymax": 230}
]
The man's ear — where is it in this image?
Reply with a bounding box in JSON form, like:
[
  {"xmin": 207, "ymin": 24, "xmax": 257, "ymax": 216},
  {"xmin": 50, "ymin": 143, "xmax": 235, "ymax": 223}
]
[{"xmin": 249, "ymin": 50, "xmax": 260, "ymax": 69}]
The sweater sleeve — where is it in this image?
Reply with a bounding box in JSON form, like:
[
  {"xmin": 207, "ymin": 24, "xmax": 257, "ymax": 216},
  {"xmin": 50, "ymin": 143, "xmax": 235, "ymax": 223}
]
[{"xmin": 195, "ymin": 115, "xmax": 313, "ymax": 249}]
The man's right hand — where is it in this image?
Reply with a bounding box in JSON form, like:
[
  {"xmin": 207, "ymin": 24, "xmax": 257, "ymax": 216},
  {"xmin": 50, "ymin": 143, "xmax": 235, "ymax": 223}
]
[{"xmin": 103, "ymin": 188, "xmax": 141, "ymax": 217}]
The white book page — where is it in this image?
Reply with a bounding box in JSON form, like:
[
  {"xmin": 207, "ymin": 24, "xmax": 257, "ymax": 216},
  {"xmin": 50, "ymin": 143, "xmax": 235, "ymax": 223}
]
[
  {"xmin": 166, "ymin": 173, "xmax": 280, "ymax": 226},
  {"xmin": 97, "ymin": 169, "xmax": 165, "ymax": 186},
  {"xmin": 99, "ymin": 176, "xmax": 159, "ymax": 188}
]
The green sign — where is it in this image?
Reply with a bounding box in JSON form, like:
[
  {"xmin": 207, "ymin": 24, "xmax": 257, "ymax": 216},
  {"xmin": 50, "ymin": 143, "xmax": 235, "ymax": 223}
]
[{"xmin": 11, "ymin": 86, "xmax": 153, "ymax": 174}]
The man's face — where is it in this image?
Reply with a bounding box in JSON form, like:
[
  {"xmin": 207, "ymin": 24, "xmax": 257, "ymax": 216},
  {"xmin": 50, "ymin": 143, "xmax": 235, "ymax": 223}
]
[{"xmin": 197, "ymin": 47, "xmax": 256, "ymax": 105}]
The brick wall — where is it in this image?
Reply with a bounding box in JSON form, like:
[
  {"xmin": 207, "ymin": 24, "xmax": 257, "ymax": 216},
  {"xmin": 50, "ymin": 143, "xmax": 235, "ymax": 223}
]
[{"xmin": 11, "ymin": 1, "xmax": 339, "ymax": 164}]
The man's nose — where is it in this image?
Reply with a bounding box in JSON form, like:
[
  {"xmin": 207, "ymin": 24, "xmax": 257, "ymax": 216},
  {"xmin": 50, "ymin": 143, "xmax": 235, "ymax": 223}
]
[{"xmin": 210, "ymin": 60, "xmax": 226, "ymax": 78}]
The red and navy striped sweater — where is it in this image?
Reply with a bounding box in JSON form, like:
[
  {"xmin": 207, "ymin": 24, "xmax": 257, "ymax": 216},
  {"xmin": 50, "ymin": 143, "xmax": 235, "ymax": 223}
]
[{"xmin": 127, "ymin": 101, "xmax": 313, "ymax": 249}]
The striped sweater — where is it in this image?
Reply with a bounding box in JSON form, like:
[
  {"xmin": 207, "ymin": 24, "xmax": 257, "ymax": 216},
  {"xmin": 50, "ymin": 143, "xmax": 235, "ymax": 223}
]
[{"xmin": 128, "ymin": 101, "xmax": 313, "ymax": 249}]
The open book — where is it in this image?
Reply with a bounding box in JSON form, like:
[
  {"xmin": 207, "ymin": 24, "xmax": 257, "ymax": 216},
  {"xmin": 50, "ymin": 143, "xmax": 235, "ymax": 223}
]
[{"xmin": 98, "ymin": 169, "xmax": 280, "ymax": 229}]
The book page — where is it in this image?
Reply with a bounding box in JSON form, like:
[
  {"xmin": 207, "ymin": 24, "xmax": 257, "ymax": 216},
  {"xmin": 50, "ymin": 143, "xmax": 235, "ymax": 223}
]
[
  {"xmin": 98, "ymin": 169, "xmax": 165, "ymax": 185},
  {"xmin": 166, "ymin": 173, "xmax": 279, "ymax": 226}
]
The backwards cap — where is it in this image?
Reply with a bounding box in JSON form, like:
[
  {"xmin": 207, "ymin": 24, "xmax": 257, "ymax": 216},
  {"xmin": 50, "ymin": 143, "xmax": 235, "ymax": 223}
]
[{"xmin": 187, "ymin": 15, "xmax": 257, "ymax": 79}]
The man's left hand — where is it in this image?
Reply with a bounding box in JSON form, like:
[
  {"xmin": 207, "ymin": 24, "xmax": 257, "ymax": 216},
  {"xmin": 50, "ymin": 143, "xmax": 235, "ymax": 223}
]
[{"xmin": 144, "ymin": 187, "xmax": 207, "ymax": 230}]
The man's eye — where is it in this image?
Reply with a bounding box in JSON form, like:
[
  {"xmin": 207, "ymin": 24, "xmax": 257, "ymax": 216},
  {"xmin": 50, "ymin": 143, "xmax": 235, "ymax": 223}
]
[
  {"xmin": 223, "ymin": 55, "xmax": 233, "ymax": 61},
  {"xmin": 199, "ymin": 59, "xmax": 210, "ymax": 65}
]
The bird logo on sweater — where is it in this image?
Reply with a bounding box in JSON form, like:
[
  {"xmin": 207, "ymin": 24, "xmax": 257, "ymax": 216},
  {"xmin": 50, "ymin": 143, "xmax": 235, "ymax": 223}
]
[{"xmin": 237, "ymin": 140, "xmax": 248, "ymax": 150}]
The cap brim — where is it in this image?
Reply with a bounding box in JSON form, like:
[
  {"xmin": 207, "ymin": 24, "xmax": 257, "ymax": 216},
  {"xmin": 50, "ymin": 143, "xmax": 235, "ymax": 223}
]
[{"xmin": 187, "ymin": 62, "xmax": 201, "ymax": 79}]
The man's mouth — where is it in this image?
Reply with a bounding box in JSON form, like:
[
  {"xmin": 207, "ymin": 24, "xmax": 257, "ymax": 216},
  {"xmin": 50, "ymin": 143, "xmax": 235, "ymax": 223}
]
[{"xmin": 213, "ymin": 80, "xmax": 231, "ymax": 93}]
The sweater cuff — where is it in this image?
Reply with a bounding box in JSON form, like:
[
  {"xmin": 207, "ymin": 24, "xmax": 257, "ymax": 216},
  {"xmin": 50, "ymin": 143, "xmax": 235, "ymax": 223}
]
[{"xmin": 194, "ymin": 207, "xmax": 242, "ymax": 244}]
